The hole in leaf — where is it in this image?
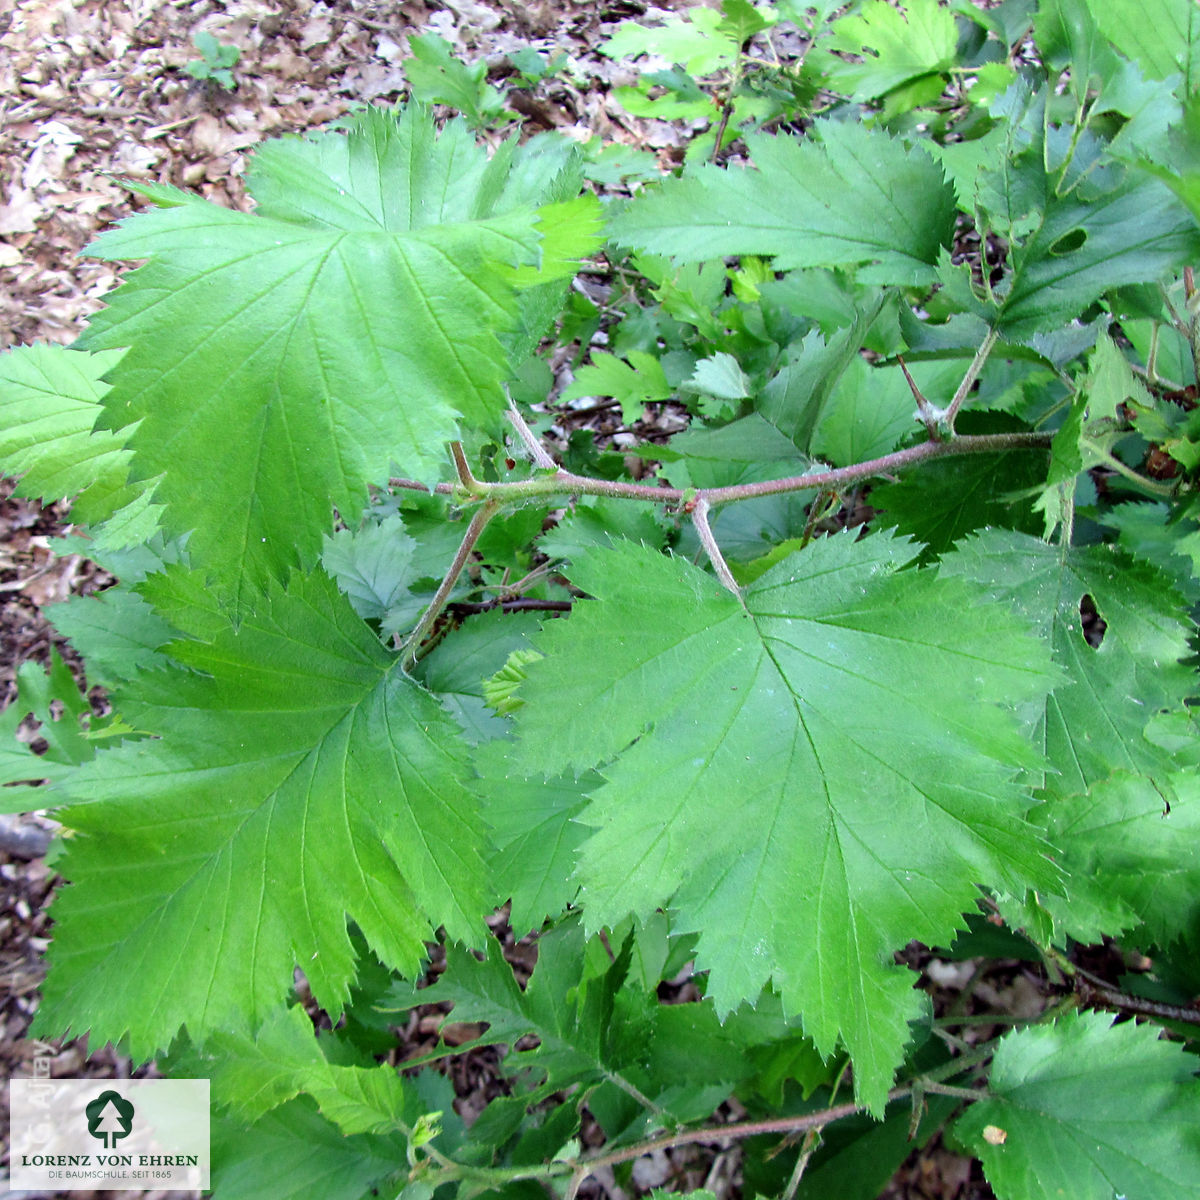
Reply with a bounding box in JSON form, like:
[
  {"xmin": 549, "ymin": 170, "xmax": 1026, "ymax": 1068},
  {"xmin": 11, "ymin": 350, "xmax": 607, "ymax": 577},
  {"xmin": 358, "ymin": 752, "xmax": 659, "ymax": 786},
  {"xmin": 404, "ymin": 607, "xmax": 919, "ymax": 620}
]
[
  {"xmin": 1080, "ymin": 593, "xmax": 1106, "ymax": 648},
  {"xmin": 1049, "ymin": 228, "xmax": 1087, "ymax": 255}
]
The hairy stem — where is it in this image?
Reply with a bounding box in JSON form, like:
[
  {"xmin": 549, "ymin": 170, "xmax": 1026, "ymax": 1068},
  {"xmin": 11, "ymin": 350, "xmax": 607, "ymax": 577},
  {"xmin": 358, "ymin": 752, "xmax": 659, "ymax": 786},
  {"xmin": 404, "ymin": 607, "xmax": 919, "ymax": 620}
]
[
  {"xmin": 692, "ymin": 497, "xmax": 743, "ymax": 598},
  {"xmin": 450, "ymin": 430, "xmax": 1052, "ymax": 511},
  {"xmin": 944, "ymin": 329, "xmax": 1000, "ymax": 432},
  {"xmin": 401, "ymin": 499, "xmax": 501, "ymax": 671},
  {"xmin": 1075, "ymin": 977, "xmax": 1200, "ymax": 1026}
]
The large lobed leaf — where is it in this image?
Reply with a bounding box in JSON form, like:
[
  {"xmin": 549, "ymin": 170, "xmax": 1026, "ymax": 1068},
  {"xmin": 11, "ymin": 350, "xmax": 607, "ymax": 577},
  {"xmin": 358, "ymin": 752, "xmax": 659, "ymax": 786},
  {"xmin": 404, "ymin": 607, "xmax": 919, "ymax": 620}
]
[
  {"xmin": 941, "ymin": 529, "xmax": 1195, "ymax": 799},
  {"xmin": 78, "ymin": 107, "xmax": 591, "ymax": 612},
  {"xmin": 509, "ymin": 535, "xmax": 1060, "ymax": 1112},
  {"xmin": 34, "ymin": 570, "xmax": 488, "ymax": 1057},
  {"xmin": 609, "ymin": 120, "xmax": 956, "ymax": 285}
]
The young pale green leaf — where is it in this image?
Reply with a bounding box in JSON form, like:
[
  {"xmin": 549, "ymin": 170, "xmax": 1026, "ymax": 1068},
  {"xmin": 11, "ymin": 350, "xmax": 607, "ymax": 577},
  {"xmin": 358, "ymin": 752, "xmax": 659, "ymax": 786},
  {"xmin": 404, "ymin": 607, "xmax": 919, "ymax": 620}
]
[
  {"xmin": 560, "ymin": 350, "xmax": 672, "ymax": 425},
  {"xmin": 510, "ymin": 535, "xmax": 1059, "ymax": 1113},
  {"xmin": 404, "ymin": 33, "xmax": 510, "ymax": 128},
  {"xmin": 601, "ymin": 6, "xmax": 742, "ymax": 75},
  {"xmin": 78, "ymin": 107, "xmax": 579, "ymax": 611},
  {"xmin": 0, "ymin": 344, "xmax": 145, "ymax": 525},
  {"xmin": 818, "ymin": 0, "xmax": 958, "ymax": 101},
  {"xmin": 955, "ymin": 1011, "xmax": 1200, "ymax": 1200},
  {"xmin": 34, "ymin": 569, "xmax": 487, "ymax": 1057},
  {"xmin": 198, "ymin": 1005, "xmax": 419, "ymax": 1136},
  {"xmin": 941, "ymin": 529, "xmax": 1194, "ymax": 799},
  {"xmin": 609, "ymin": 122, "xmax": 956, "ymax": 285}
]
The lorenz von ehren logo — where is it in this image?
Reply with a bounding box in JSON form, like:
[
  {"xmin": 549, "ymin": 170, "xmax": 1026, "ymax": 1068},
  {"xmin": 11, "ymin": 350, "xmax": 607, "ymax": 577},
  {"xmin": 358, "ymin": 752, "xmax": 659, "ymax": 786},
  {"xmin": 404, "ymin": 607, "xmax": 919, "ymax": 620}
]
[
  {"xmin": 85, "ymin": 1089, "xmax": 135, "ymax": 1150},
  {"xmin": 9, "ymin": 1077, "xmax": 210, "ymax": 1190}
]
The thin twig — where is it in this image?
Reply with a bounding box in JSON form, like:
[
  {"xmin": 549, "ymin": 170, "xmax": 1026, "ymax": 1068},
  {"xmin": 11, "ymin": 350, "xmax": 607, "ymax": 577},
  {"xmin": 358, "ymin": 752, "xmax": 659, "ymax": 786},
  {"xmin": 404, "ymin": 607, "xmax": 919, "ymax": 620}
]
[
  {"xmin": 431, "ymin": 431, "xmax": 1050, "ymax": 514},
  {"xmin": 944, "ymin": 328, "xmax": 1000, "ymax": 432},
  {"xmin": 567, "ymin": 1089, "xmax": 905, "ymax": 1199},
  {"xmin": 692, "ymin": 497, "xmax": 742, "ymax": 599},
  {"xmin": 446, "ymin": 598, "xmax": 573, "ymax": 616},
  {"xmin": 780, "ymin": 1130, "xmax": 821, "ymax": 1200},
  {"xmin": 401, "ymin": 500, "xmax": 500, "ymax": 671},
  {"xmin": 1076, "ymin": 978, "xmax": 1200, "ymax": 1026}
]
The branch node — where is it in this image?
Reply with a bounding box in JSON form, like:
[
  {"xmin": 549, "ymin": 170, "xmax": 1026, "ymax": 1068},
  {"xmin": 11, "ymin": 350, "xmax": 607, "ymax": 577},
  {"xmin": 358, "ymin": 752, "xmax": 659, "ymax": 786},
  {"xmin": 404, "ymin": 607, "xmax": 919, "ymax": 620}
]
[{"xmin": 450, "ymin": 441, "xmax": 483, "ymax": 495}]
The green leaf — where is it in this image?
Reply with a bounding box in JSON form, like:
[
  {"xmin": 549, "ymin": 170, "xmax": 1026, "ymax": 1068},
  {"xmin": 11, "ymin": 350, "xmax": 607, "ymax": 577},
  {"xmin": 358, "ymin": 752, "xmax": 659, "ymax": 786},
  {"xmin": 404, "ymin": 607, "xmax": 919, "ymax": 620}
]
[
  {"xmin": 78, "ymin": 107, "xmax": 566, "ymax": 611},
  {"xmin": 34, "ymin": 569, "xmax": 487, "ymax": 1056},
  {"xmin": 321, "ymin": 515, "xmax": 422, "ymax": 629},
  {"xmin": 404, "ymin": 34, "xmax": 509, "ymax": 127},
  {"xmin": 418, "ymin": 610, "xmax": 542, "ymax": 744},
  {"xmin": 49, "ymin": 587, "xmax": 175, "ymax": 686},
  {"xmin": 510, "ymin": 535, "xmax": 1059, "ymax": 1112},
  {"xmin": 1031, "ymin": 771, "xmax": 1200, "ymax": 947},
  {"xmin": 870, "ymin": 417, "xmax": 1047, "ymax": 554},
  {"xmin": 0, "ymin": 344, "xmax": 146, "ymax": 525},
  {"xmin": 1033, "ymin": 0, "xmax": 1119, "ymax": 98},
  {"xmin": 819, "ymin": 0, "xmax": 959, "ymax": 101},
  {"xmin": 811, "ymin": 358, "xmax": 963, "ymax": 467},
  {"xmin": 1094, "ymin": 0, "xmax": 1200, "ymax": 89},
  {"xmin": 474, "ymin": 739, "xmax": 590, "ymax": 934},
  {"xmin": 941, "ymin": 529, "xmax": 1194, "ymax": 798},
  {"xmin": 560, "ymin": 350, "xmax": 672, "ymax": 425},
  {"xmin": 688, "ymin": 352, "xmax": 751, "ymax": 403},
  {"xmin": 601, "ymin": 6, "xmax": 742, "ymax": 75},
  {"xmin": 997, "ymin": 173, "xmax": 1200, "ymax": 338},
  {"xmin": 657, "ymin": 414, "xmax": 808, "ymax": 489},
  {"xmin": 955, "ymin": 1011, "xmax": 1200, "ymax": 1200},
  {"xmin": 200, "ymin": 1005, "xmax": 418, "ymax": 1136},
  {"xmin": 0, "ymin": 652, "xmax": 92, "ymax": 792},
  {"xmin": 609, "ymin": 122, "xmax": 956, "ymax": 285},
  {"xmin": 211, "ymin": 1097, "xmax": 406, "ymax": 1200},
  {"xmin": 414, "ymin": 919, "xmax": 752, "ymax": 1122},
  {"xmin": 757, "ymin": 299, "xmax": 885, "ymax": 449}
]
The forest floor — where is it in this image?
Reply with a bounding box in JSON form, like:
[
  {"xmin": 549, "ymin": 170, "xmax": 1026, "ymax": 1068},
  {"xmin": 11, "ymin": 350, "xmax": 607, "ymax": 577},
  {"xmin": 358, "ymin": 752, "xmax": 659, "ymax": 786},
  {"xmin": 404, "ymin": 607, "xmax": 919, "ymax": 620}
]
[{"xmin": 0, "ymin": 2, "xmax": 1019, "ymax": 1197}]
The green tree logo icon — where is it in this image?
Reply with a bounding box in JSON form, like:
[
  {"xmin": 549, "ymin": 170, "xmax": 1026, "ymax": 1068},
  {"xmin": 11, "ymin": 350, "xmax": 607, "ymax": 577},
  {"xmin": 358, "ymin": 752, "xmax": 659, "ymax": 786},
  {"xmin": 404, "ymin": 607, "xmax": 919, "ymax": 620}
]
[{"xmin": 85, "ymin": 1090, "xmax": 135, "ymax": 1150}]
